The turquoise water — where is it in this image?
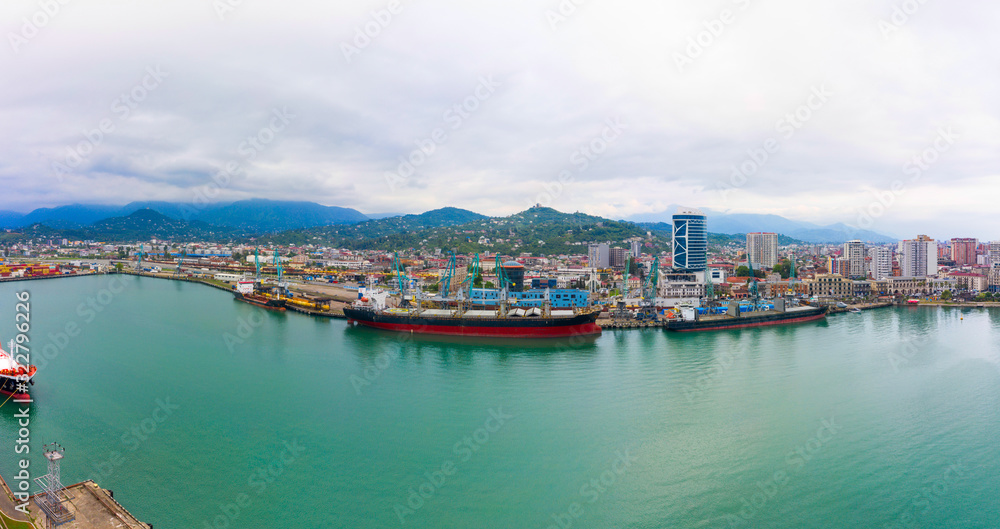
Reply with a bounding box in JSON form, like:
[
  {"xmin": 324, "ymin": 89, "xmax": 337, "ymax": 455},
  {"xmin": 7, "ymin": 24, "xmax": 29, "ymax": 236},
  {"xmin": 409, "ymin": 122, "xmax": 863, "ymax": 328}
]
[{"xmin": 1, "ymin": 275, "xmax": 998, "ymax": 528}]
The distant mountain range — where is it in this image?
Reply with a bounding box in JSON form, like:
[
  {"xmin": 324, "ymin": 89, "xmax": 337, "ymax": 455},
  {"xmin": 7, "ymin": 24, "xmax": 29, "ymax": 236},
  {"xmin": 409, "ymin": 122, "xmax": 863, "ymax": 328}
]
[
  {"xmin": 625, "ymin": 208, "xmax": 897, "ymax": 244},
  {"xmin": 0, "ymin": 199, "xmax": 367, "ymax": 233},
  {"xmin": 1, "ymin": 198, "xmax": 897, "ymax": 246},
  {"xmin": 1, "ymin": 209, "xmax": 245, "ymax": 243}
]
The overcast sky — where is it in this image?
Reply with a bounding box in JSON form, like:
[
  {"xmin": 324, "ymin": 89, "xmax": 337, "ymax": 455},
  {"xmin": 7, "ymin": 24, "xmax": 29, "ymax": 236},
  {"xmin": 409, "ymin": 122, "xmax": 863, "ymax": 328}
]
[{"xmin": 2, "ymin": 0, "xmax": 998, "ymax": 238}]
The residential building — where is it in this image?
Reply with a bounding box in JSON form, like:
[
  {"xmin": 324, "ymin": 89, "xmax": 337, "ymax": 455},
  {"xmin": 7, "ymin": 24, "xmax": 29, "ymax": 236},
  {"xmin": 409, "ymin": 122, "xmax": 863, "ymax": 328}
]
[
  {"xmin": 886, "ymin": 276, "xmax": 956, "ymax": 296},
  {"xmin": 808, "ymin": 274, "xmax": 852, "ymax": 298},
  {"xmin": 588, "ymin": 243, "xmax": 609, "ymax": 269},
  {"xmin": 990, "ymin": 241, "xmax": 1000, "ymax": 268},
  {"xmin": 629, "ymin": 239, "xmax": 642, "ymax": 259},
  {"xmin": 672, "ymin": 207, "xmax": 707, "ymax": 271},
  {"xmin": 951, "ymin": 238, "xmax": 977, "ymax": 266},
  {"xmin": 988, "ymin": 267, "xmax": 1000, "ymax": 293},
  {"xmin": 843, "ymin": 240, "xmax": 866, "ymax": 279},
  {"xmin": 898, "ymin": 237, "xmax": 937, "ymax": 277},
  {"xmin": 868, "ymin": 246, "xmax": 892, "ymax": 280},
  {"xmin": 610, "ymin": 247, "xmax": 628, "ymax": 269},
  {"xmin": 746, "ymin": 232, "xmax": 778, "ymax": 269},
  {"xmin": 827, "ymin": 256, "xmax": 850, "ymax": 277},
  {"xmin": 949, "ymin": 272, "xmax": 987, "ymax": 292}
]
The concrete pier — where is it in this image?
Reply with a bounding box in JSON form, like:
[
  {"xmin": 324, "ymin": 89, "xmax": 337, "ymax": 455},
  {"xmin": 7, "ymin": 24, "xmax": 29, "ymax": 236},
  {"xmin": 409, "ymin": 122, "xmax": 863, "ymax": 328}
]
[{"xmin": 28, "ymin": 480, "xmax": 151, "ymax": 529}]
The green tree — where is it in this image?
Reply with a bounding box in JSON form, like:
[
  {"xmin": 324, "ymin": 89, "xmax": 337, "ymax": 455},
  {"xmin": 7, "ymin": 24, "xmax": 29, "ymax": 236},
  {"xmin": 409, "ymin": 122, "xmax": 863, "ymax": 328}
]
[
  {"xmin": 735, "ymin": 265, "xmax": 765, "ymax": 278},
  {"xmin": 773, "ymin": 259, "xmax": 792, "ymax": 279},
  {"xmin": 941, "ymin": 290, "xmax": 952, "ymax": 300}
]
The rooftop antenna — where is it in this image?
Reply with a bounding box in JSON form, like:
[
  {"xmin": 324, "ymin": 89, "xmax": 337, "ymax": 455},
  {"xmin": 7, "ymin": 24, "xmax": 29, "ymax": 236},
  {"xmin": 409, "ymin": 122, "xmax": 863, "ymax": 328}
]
[{"xmin": 34, "ymin": 442, "xmax": 74, "ymax": 524}]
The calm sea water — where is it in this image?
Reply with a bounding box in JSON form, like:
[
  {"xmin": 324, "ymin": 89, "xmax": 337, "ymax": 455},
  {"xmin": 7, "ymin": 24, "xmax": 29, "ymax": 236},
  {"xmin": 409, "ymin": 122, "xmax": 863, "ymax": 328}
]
[{"xmin": 1, "ymin": 275, "xmax": 998, "ymax": 528}]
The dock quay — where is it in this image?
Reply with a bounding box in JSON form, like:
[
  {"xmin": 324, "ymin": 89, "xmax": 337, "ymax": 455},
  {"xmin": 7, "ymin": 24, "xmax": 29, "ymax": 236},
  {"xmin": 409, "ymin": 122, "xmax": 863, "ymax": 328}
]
[
  {"xmin": 826, "ymin": 301, "xmax": 895, "ymax": 315},
  {"xmin": 1, "ymin": 474, "xmax": 150, "ymax": 529}
]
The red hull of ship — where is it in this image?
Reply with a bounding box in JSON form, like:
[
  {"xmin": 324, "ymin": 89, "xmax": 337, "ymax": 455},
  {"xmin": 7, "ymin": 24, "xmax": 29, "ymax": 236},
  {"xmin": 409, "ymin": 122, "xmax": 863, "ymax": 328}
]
[
  {"xmin": 0, "ymin": 387, "xmax": 31, "ymax": 402},
  {"xmin": 348, "ymin": 319, "xmax": 602, "ymax": 338},
  {"xmin": 670, "ymin": 312, "xmax": 826, "ymax": 332}
]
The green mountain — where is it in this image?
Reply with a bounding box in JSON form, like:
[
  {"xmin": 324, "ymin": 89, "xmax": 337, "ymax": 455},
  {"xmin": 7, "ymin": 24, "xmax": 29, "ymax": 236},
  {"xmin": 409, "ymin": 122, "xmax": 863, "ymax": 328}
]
[
  {"xmin": 190, "ymin": 199, "xmax": 367, "ymax": 232},
  {"xmin": 262, "ymin": 207, "xmax": 488, "ymax": 245},
  {"xmin": 264, "ymin": 206, "xmax": 671, "ymax": 255},
  {"xmin": 4, "ymin": 199, "xmax": 368, "ymax": 233},
  {"xmin": 84, "ymin": 209, "xmax": 244, "ymax": 241}
]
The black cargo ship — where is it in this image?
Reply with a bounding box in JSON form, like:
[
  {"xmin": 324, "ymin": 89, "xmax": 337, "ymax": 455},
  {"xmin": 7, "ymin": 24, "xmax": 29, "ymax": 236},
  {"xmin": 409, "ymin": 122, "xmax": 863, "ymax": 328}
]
[{"xmin": 665, "ymin": 302, "xmax": 828, "ymax": 332}]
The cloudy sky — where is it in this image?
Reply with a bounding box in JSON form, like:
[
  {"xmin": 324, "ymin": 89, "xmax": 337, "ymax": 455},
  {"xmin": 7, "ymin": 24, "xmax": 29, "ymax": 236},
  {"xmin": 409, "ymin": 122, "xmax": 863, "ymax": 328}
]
[{"xmin": 2, "ymin": 0, "xmax": 998, "ymax": 238}]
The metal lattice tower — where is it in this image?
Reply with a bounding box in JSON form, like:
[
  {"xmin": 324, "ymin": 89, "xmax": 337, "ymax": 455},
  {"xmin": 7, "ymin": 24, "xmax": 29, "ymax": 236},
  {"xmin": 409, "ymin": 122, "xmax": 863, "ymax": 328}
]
[{"xmin": 34, "ymin": 442, "xmax": 74, "ymax": 524}]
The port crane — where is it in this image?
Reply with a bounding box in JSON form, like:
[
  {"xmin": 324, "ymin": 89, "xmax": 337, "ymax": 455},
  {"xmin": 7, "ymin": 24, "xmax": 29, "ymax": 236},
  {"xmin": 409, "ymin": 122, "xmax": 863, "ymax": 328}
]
[
  {"xmin": 253, "ymin": 247, "xmax": 262, "ymax": 283},
  {"xmin": 173, "ymin": 248, "xmax": 187, "ymax": 277},
  {"xmin": 392, "ymin": 252, "xmax": 411, "ymax": 306},
  {"xmin": 787, "ymin": 252, "xmax": 797, "ymax": 297},
  {"xmin": 134, "ymin": 244, "xmax": 144, "ymax": 271},
  {"xmin": 613, "ymin": 254, "xmax": 634, "ymax": 324},
  {"xmin": 637, "ymin": 256, "xmax": 659, "ymax": 321},
  {"xmin": 747, "ymin": 258, "xmax": 763, "ymax": 311},
  {"xmin": 440, "ymin": 251, "xmax": 457, "ymax": 297},
  {"xmin": 273, "ymin": 248, "xmax": 287, "ymax": 298},
  {"xmin": 461, "ymin": 253, "xmax": 481, "ymax": 300}
]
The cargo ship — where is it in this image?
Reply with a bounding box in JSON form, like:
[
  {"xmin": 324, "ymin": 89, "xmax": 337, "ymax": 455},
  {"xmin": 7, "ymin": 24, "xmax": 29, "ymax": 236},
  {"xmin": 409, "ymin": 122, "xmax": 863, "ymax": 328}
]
[
  {"xmin": 234, "ymin": 280, "xmax": 287, "ymax": 311},
  {"xmin": 665, "ymin": 298, "xmax": 828, "ymax": 332},
  {"xmin": 344, "ymin": 287, "xmax": 601, "ymax": 338},
  {"xmin": 1, "ymin": 340, "xmax": 35, "ymax": 402}
]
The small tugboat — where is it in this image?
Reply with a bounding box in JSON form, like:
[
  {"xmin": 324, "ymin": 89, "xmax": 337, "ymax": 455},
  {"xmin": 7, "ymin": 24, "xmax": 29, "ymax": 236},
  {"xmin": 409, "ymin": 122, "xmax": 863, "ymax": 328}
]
[{"xmin": 1, "ymin": 339, "xmax": 36, "ymax": 402}]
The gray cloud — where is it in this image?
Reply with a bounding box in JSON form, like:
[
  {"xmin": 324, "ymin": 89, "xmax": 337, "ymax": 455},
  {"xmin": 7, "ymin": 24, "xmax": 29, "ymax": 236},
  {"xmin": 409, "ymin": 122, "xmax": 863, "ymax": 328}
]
[{"xmin": 1, "ymin": 0, "xmax": 998, "ymax": 238}]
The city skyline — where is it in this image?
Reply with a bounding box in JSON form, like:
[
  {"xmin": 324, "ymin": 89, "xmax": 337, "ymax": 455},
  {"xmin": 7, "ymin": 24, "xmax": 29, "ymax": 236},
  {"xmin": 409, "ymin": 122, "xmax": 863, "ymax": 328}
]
[{"xmin": 2, "ymin": 1, "xmax": 998, "ymax": 240}]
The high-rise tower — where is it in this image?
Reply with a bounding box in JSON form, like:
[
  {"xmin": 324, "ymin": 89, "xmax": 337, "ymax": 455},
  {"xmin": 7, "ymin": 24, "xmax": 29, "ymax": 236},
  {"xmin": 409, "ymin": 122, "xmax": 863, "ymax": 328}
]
[{"xmin": 672, "ymin": 207, "xmax": 707, "ymax": 271}]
